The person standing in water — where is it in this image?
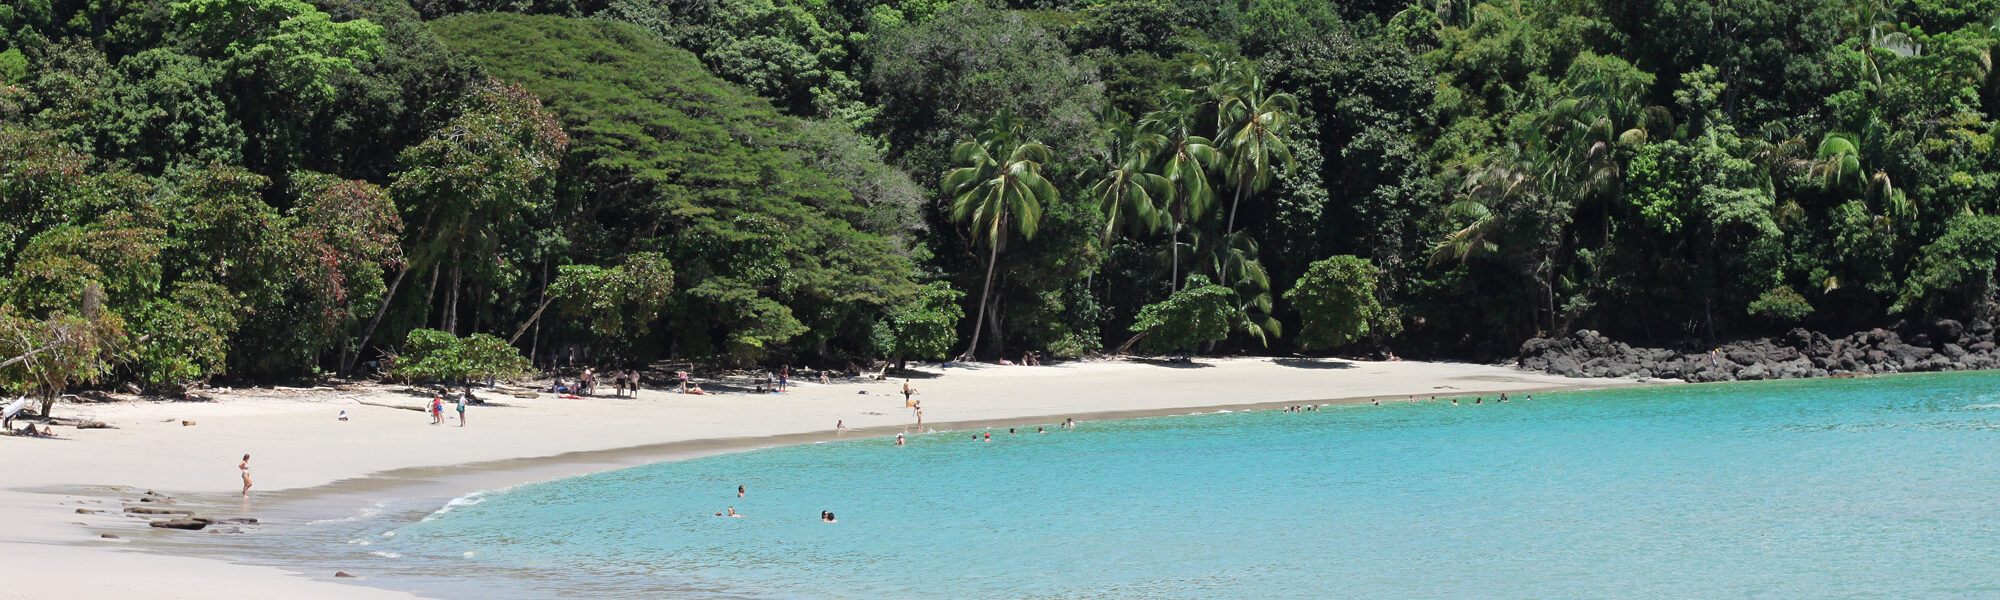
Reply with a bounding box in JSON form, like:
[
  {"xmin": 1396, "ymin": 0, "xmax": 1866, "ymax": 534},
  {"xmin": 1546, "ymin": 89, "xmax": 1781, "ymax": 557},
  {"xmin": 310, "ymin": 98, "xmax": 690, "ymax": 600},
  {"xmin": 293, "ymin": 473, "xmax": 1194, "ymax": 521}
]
[{"xmin": 239, "ymin": 454, "xmax": 252, "ymax": 497}]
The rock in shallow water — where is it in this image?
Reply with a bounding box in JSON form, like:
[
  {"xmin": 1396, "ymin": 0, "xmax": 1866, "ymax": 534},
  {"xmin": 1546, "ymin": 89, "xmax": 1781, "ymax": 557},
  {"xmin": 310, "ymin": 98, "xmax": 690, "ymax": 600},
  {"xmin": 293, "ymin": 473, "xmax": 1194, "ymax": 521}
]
[{"xmin": 149, "ymin": 519, "xmax": 207, "ymax": 530}]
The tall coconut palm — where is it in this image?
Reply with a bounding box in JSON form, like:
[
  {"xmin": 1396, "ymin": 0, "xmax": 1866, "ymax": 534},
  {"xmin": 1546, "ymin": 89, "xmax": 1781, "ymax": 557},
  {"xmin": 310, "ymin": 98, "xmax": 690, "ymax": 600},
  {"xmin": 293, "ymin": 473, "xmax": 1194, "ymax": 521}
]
[
  {"xmin": 1090, "ymin": 111, "xmax": 1171, "ymax": 249},
  {"xmin": 1212, "ymin": 63, "xmax": 1299, "ymax": 236},
  {"xmin": 1140, "ymin": 89, "xmax": 1219, "ymax": 292},
  {"xmin": 942, "ymin": 110, "xmax": 1059, "ymax": 360}
]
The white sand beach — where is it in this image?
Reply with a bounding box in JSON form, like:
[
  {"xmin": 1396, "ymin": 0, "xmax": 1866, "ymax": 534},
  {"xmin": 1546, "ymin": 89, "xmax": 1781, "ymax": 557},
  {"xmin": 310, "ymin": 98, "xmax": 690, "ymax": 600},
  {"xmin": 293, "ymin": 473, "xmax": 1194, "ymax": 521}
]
[{"xmin": 0, "ymin": 357, "xmax": 1652, "ymax": 599}]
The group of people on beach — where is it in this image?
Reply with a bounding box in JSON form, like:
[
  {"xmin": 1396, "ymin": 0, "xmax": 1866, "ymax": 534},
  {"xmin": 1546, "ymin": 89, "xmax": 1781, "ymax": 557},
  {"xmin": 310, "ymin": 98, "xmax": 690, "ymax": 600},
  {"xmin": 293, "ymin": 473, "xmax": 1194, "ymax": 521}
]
[
  {"xmin": 427, "ymin": 392, "xmax": 467, "ymax": 427},
  {"xmin": 550, "ymin": 367, "xmax": 643, "ymax": 397}
]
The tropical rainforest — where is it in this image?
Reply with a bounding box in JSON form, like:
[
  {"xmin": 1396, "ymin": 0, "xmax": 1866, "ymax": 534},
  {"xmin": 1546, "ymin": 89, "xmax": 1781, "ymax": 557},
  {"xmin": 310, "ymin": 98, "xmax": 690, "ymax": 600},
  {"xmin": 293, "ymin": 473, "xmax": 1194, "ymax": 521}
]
[{"xmin": 2, "ymin": 0, "xmax": 1998, "ymax": 392}]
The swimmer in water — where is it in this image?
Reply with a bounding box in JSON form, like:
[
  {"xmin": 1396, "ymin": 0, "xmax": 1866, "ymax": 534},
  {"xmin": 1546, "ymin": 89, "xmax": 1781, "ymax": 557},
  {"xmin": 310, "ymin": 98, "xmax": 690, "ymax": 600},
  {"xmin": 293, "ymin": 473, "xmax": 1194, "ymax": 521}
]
[
  {"xmin": 1475, "ymin": 397, "xmax": 1483, "ymax": 405},
  {"xmin": 727, "ymin": 507, "xmax": 742, "ymax": 517},
  {"xmin": 1451, "ymin": 399, "xmax": 1460, "ymax": 406},
  {"xmin": 738, "ymin": 485, "xmax": 745, "ymax": 498},
  {"xmin": 983, "ymin": 432, "xmax": 991, "ymax": 442},
  {"xmin": 1008, "ymin": 428, "xmax": 1016, "ymax": 435},
  {"xmin": 1372, "ymin": 399, "xmax": 1381, "ymax": 406},
  {"xmin": 1037, "ymin": 426, "xmax": 1045, "ymax": 434},
  {"xmin": 821, "ymin": 511, "xmax": 837, "ymax": 522},
  {"xmin": 895, "ymin": 433, "xmax": 906, "ymax": 446}
]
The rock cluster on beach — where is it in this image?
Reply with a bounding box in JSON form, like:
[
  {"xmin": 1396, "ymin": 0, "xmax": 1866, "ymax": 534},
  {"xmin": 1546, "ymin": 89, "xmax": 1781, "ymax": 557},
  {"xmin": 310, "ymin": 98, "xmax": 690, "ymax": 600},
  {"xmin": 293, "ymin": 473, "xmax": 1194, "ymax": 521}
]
[{"xmin": 1519, "ymin": 320, "xmax": 2000, "ymax": 382}]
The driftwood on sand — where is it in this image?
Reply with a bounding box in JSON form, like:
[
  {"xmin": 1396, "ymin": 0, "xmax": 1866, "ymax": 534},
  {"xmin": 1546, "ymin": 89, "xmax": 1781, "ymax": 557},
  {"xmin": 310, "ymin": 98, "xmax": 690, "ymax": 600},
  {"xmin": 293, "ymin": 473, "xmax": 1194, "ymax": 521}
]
[{"xmin": 354, "ymin": 400, "xmax": 426, "ymax": 413}]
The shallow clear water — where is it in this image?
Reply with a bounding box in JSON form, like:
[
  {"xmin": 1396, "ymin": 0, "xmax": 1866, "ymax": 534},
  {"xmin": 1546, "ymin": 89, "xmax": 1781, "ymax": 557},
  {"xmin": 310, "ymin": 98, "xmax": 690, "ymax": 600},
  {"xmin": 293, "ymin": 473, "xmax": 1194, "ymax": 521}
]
[{"xmin": 258, "ymin": 372, "xmax": 2000, "ymax": 598}]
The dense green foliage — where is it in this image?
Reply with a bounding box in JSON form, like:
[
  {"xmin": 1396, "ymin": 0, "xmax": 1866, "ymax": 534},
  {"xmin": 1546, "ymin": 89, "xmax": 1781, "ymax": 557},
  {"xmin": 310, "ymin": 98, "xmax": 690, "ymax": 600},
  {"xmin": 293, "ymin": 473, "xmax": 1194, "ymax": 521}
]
[
  {"xmin": 1129, "ymin": 274, "xmax": 1233, "ymax": 354},
  {"xmin": 871, "ymin": 281, "xmax": 963, "ymax": 369},
  {"xmin": 5, "ymin": 0, "xmax": 2000, "ymax": 399},
  {"xmin": 392, "ymin": 327, "xmax": 531, "ymax": 383},
  {"xmin": 1287, "ymin": 255, "xmax": 1395, "ymax": 349}
]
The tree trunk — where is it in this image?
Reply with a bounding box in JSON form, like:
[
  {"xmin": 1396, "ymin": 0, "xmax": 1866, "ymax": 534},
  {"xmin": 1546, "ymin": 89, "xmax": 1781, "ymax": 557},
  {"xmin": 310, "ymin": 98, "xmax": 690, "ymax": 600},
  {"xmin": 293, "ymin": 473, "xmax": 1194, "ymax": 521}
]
[
  {"xmin": 445, "ymin": 262, "xmax": 462, "ymax": 335},
  {"xmin": 958, "ymin": 236, "xmax": 1001, "ymax": 361},
  {"xmin": 531, "ymin": 259, "xmax": 548, "ymax": 367},
  {"xmin": 1170, "ymin": 223, "xmax": 1181, "ymax": 293},
  {"xmin": 984, "ymin": 285, "xmax": 1006, "ymax": 358},
  {"xmin": 343, "ymin": 262, "xmax": 411, "ymax": 374},
  {"xmin": 509, "ymin": 293, "xmax": 559, "ymax": 344},
  {"xmin": 421, "ymin": 264, "xmax": 441, "ymax": 329},
  {"xmin": 1225, "ymin": 177, "xmax": 1249, "ymax": 235}
]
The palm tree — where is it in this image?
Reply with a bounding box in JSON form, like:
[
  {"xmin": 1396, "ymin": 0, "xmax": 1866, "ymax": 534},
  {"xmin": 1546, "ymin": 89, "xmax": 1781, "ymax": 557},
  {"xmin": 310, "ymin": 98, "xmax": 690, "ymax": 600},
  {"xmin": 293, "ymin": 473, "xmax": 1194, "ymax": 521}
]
[
  {"xmin": 1212, "ymin": 62, "xmax": 1299, "ymax": 236},
  {"xmin": 1090, "ymin": 111, "xmax": 1171, "ymax": 249},
  {"xmin": 942, "ymin": 110, "xmax": 1059, "ymax": 360},
  {"xmin": 1139, "ymin": 89, "xmax": 1219, "ymax": 292},
  {"xmin": 1186, "ymin": 228, "xmax": 1280, "ymax": 347}
]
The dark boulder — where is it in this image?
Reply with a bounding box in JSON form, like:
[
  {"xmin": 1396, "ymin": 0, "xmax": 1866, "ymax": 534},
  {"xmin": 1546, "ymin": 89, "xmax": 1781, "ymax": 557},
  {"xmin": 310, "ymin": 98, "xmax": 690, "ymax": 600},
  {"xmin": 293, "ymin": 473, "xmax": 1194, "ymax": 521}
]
[{"xmin": 149, "ymin": 519, "xmax": 207, "ymax": 530}]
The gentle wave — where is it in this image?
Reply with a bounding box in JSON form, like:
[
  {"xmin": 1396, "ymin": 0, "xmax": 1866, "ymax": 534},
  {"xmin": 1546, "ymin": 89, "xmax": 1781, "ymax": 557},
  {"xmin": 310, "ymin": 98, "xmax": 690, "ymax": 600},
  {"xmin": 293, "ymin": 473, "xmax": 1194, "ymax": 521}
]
[
  {"xmin": 308, "ymin": 502, "xmax": 386, "ymax": 526},
  {"xmin": 419, "ymin": 491, "xmax": 490, "ymax": 523}
]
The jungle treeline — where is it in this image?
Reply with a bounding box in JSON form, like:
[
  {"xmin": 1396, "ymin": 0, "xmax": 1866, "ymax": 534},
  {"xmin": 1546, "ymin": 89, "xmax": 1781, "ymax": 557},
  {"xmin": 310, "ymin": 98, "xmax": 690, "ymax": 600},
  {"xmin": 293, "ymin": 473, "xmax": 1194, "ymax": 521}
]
[{"xmin": 2, "ymin": 0, "xmax": 1997, "ymax": 391}]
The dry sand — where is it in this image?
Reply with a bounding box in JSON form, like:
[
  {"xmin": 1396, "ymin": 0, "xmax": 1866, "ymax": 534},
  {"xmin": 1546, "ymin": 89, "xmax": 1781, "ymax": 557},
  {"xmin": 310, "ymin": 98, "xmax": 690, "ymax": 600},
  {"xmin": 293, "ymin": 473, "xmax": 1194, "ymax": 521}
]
[{"xmin": 0, "ymin": 357, "xmax": 1655, "ymax": 599}]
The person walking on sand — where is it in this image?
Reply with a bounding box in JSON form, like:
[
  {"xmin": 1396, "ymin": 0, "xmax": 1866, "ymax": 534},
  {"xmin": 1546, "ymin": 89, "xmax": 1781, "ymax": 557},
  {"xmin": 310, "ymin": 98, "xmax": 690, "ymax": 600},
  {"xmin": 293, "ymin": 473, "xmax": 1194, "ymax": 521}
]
[
  {"xmin": 239, "ymin": 454, "xmax": 253, "ymax": 497},
  {"xmin": 677, "ymin": 370, "xmax": 689, "ymax": 394},
  {"xmin": 430, "ymin": 394, "xmax": 444, "ymax": 425},
  {"xmin": 902, "ymin": 379, "xmax": 917, "ymax": 408},
  {"xmin": 456, "ymin": 394, "xmax": 467, "ymax": 427}
]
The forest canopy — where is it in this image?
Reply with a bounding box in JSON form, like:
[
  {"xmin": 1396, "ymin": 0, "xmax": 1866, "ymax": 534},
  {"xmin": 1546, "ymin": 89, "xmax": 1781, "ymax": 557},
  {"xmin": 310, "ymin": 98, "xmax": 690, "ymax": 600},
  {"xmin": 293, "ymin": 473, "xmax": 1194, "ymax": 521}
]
[{"xmin": 3, "ymin": 0, "xmax": 1999, "ymax": 395}]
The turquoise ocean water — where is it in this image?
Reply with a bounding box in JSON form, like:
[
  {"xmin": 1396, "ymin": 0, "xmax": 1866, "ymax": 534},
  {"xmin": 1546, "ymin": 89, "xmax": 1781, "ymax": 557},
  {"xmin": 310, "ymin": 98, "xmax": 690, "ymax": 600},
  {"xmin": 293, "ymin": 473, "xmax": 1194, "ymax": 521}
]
[{"xmin": 233, "ymin": 372, "xmax": 2000, "ymax": 598}]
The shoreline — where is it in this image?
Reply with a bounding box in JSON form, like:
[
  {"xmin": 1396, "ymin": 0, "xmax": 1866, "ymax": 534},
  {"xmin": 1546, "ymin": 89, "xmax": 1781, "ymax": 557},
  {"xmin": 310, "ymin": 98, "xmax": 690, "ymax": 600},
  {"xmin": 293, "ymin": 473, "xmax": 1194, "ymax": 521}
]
[{"xmin": 0, "ymin": 357, "xmax": 1660, "ymax": 599}]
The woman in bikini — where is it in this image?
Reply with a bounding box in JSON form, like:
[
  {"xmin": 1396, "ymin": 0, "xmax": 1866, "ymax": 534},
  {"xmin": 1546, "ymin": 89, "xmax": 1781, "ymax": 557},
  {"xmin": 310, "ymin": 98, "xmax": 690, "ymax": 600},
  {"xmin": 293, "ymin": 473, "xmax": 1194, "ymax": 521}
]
[{"xmin": 239, "ymin": 454, "xmax": 253, "ymax": 497}]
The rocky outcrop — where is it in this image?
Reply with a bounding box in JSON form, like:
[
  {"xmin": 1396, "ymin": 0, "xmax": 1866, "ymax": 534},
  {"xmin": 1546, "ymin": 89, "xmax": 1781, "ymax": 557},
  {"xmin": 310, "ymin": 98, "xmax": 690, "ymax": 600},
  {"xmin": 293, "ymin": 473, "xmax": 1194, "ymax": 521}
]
[{"xmin": 1519, "ymin": 321, "xmax": 2000, "ymax": 382}]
